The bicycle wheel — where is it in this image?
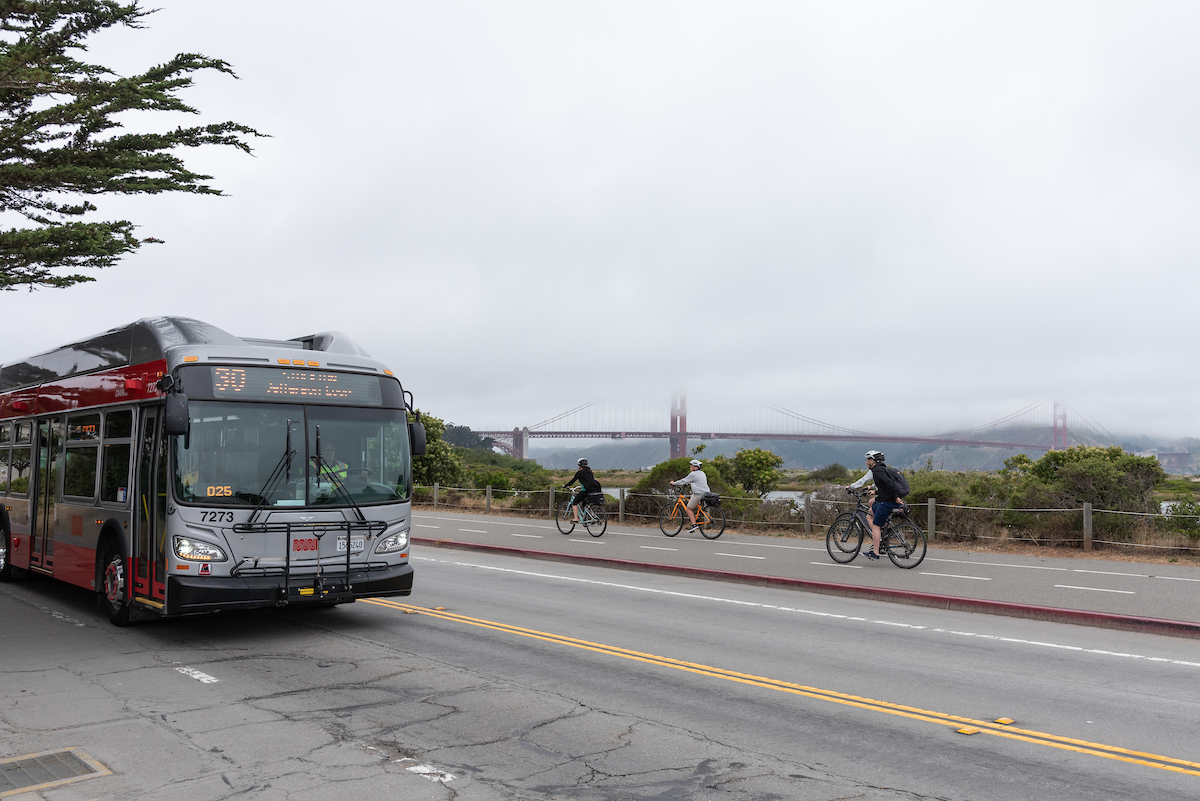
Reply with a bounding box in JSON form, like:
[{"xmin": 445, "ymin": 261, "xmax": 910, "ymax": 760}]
[
  {"xmin": 886, "ymin": 521, "xmax": 927, "ymax": 569},
  {"xmin": 826, "ymin": 513, "xmax": 863, "ymax": 563},
  {"xmin": 698, "ymin": 503, "xmax": 725, "ymax": 539},
  {"xmin": 584, "ymin": 503, "xmax": 607, "ymax": 537},
  {"xmin": 659, "ymin": 502, "xmax": 684, "ymax": 536},
  {"xmin": 556, "ymin": 501, "xmax": 576, "ymax": 534}
]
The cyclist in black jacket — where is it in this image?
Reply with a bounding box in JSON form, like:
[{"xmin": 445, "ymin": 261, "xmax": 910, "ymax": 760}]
[
  {"xmin": 564, "ymin": 458, "xmax": 603, "ymax": 523},
  {"xmin": 846, "ymin": 450, "xmax": 905, "ymax": 560}
]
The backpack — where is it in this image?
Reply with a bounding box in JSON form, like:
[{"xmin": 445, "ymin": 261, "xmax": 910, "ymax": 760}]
[{"xmin": 885, "ymin": 466, "xmax": 910, "ymax": 498}]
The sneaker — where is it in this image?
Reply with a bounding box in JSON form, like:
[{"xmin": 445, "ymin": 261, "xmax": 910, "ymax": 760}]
[
  {"xmin": 863, "ymin": 549, "xmax": 879, "ymax": 560},
  {"xmin": 687, "ymin": 525, "xmax": 700, "ymax": 533}
]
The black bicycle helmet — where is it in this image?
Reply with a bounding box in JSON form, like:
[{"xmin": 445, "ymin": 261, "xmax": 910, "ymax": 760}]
[{"xmin": 865, "ymin": 450, "xmax": 884, "ymax": 462}]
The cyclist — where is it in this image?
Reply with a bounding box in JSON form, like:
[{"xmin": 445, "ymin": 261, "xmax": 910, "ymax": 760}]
[
  {"xmin": 846, "ymin": 450, "xmax": 905, "ymax": 560},
  {"xmin": 563, "ymin": 458, "xmax": 603, "ymax": 522},
  {"xmin": 670, "ymin": 458, "xmax": 710, "ymax": 533}
]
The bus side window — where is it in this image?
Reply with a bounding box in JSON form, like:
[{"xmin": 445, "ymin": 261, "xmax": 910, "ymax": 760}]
[
  {"xmin": 101, "ymin": 410, "xmax": 133, "ymax": 505},
  {"xmin": 64, "ymin": 413, "xmax": 101, "ymax": 500},
  {"xmin": 10, "ymin": 423, "xmax": 31, "ymax": 496},
  {"xmin": 0, "ymin": 423, "xmax": 9, "ymax": 494}
]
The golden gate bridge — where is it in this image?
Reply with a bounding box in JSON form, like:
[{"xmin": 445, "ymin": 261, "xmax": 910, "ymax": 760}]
[{"xmin": 475, "ymin": 396, "xmax": 1116, "ymax": 460}]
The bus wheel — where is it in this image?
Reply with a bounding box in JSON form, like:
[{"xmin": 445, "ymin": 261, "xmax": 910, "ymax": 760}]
[
  {"xmin": 0, "ymin": 528, "xmax": 13, "ymax": 581},
  {"xmin": 101, "ymin": 546, "xmax": 132, "ymax": 627}
]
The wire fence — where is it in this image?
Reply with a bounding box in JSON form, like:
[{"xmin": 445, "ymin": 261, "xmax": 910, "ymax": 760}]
[{"xmin": 412, "ymin": 483, "xmax": 1200, "ymax": 555}]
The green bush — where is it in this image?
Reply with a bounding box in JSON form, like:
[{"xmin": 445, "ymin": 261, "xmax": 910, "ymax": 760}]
[{"xmin": 808, "ymin": 463, "xmax": 852, "ymax": 482}]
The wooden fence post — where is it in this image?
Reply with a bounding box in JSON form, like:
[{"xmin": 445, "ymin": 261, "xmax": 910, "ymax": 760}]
[
  {"xmin": 928, "ymin": 498, "xmax": 936, "ymax": 541},
  {"xmin": 486, "ymin": 485, "xmax": 492, "ymax": 513},
  {"xmin": 433, "ymin": 483, "xmax": 439, "ymax": 508},
  {"xmin": 804, "ymin": 493, "xmax": 811, "ymax": 534},
  {"xmin": 1083, "ymin": 502, "xmax": 1093, "ymax": 552},
  {"xmin": 549, "ymin": 486, "xmax": 555, "ymax": 519},
  {"xmin": 619, "ymin": 488, "xmax": 625, "ymax": 524}
]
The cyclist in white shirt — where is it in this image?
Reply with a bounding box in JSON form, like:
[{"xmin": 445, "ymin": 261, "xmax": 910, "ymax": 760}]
[{"xmin": 670, "ymin": 459, "xmax": 711, "ymax": 533}]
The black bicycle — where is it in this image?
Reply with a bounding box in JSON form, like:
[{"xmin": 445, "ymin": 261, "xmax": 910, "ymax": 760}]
[{"xmin": 826, "ymin": 487, "xmax": 927, "ymax": 568}]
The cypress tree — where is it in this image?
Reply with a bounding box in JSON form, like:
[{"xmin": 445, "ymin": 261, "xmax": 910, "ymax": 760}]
[{"xmin": 0, "ymin": 0, "xmax": 264, "ymax": 289}]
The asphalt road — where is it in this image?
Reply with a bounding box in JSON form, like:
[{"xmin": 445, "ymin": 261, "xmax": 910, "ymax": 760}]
[
  {"xmin": 413, "ymin": 509, "xmax": 1200, "ymax": 625},
  {"xmin": 3, "ymin": 545, "xmax": 1200, "ymax": 800}
]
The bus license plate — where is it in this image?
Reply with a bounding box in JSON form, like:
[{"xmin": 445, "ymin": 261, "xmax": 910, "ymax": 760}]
[{"xmin": 337, "ymin": 537, "xmax": 365, "ymax": 553}]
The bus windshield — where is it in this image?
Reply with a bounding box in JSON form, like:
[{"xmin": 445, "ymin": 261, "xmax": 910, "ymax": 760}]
[{"xmin": 174, "ymin": 401, "xmax": 412, "ymax": 507}]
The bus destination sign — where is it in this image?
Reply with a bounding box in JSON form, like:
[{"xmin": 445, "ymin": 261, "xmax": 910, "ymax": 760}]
[{"xmin": 210, "ymin": 366, "xmax": 384, "ymax": 406}]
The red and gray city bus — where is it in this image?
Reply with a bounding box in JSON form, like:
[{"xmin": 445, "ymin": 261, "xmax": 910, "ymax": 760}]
[{"xmin": 0, "ymin": 317, "xmax": 426, "ymax": 625}]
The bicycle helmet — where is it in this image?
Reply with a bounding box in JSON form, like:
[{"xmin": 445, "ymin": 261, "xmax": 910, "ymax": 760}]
[
  {"xmin": 864, "ymin": 450, "xmax": 884, "ymax": 462},
  {"xmin": 577, "ymin": 458, "xmax": 588, "ymax": 467},
  {"xmin": 689, "ymin": 459, "xmax": 702, "ymax": 467}
]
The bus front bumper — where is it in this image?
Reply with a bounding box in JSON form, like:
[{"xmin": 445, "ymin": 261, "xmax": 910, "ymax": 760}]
[{"xmin": 165, "ymin": 561, "xmax": 414, "ymax": 615}]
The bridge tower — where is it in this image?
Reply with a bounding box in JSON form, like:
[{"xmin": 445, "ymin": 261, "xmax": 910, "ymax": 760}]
[
  {"xmin": 669, "ymin": 392, "xmax": 688, "ymax": 459},
  {"xmin": 511, "ymin": 427, "xmax": 531, "ymax": 460},
  {"xmin": 1053, "ymin": 402, "xmax": 1068, "ymax": 450}
]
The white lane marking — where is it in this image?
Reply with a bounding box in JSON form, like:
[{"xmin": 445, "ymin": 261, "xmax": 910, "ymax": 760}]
[
  {"xmin": 28, "ymin": 602, "xmax": 88, "ymax": 627},
  {"xmin": 415, "ymin": 524, "xmax": 439, "ymax": 529},
  {"xmin": 459, "ymin": 529, "xmax": 488, "ymax": 534},
  {"xmin": 175, "ymin": 666, "xmax": 219, "ymax": 684},
  {"xmin": 641, "ymin": 546, "xmax": 679, "ymax": 551},
  {"xmin": 415, "ymin": 514, "xmax": 555, "ymax": 531},
  {"xmin": 924, "ymin": 557, "xmax": 1183, "ymax": 582},
  {"xmin": 1072, "ymin": 569, "xmax": 1146, "ymax": 578},
  {"xmin": 811, "ymin": 561, "xmax": 864, "ymax": 569},
  {"xmin": 511, "ymin": 533, "xmax": 542, "ymax": 538},
  {"xmin": 410, "ymin": 556, "xmax": 1200, "ymax": 670},
  {"xmin": 1054, "ymin": 585, "xmax": 1135, "ymax": 595},
  {"xmin": 720, "ymin": 541, "xmax": 824, "ymax": 552},
  {"xmin": 715, "ymin": 552, "xmax": 766, "ymax": 560},
  {"xmin": 568, "ymin": 539, "xmax": 605, "ymax": 545},
  {"xmin": 920, "ymin": 572, "xmax": 992, "ymax": 581}
]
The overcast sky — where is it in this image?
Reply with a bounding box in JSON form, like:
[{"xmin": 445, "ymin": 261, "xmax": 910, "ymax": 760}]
[{"xmin": 3, "ymin": 1, "xmax": 1198, "ymax": 440}]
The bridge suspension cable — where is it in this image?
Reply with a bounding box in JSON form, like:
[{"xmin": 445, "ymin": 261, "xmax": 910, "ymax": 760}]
[
  {"xmin": 761, "ymin": 402, "xmax": 873, "ymax": 436},
  {"xmin": 941, "ymin": 399, "xmax": 1050, "ymax": 437},
  {"xmin": 530, "ymin": 399, "xmax": 601, "ymax": 430}
]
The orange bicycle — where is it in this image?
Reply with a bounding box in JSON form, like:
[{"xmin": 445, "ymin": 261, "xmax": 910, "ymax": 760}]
[{"xmin": 658, "ymin": 489, "xmax": 725, "ymax": 539}]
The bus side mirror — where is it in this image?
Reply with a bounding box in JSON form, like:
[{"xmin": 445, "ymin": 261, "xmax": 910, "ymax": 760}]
[
  {"xmin": 409, "ymin": 420, "xmax": 426, "ymax": 456},
  {"xmin": 164, "ymin": 394, "xmax": 190, "ymax": 436}
]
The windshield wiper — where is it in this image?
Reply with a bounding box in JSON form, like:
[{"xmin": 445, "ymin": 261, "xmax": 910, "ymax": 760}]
[
  {"xmin": 247, "ymin": 420, "xmax": 297, "ymax": 524},
  {"xmin": 312, "ymin": 425, "xmax": 367, "ymax": 522}
]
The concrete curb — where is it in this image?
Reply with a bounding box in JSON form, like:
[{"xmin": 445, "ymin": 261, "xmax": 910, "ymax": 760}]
[{"xmin": 413, "ymin": 537, "xmax": 1200, "ymax": 640}]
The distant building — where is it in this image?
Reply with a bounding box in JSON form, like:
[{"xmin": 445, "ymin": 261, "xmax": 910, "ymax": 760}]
[{"xmin": 1155, "ymin": 452, "xmax": 1190, "ymax": 474}]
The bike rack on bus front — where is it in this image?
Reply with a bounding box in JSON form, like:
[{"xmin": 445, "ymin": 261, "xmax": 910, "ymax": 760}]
[{"xmin": 231, "ymin": 518, "xmax": 387, "ymax": 604}]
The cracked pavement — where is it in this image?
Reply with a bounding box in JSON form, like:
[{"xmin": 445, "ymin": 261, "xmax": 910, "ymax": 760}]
[{"xmin": 1, "ymin": 580, "xmax": 943, "ymax": 800}]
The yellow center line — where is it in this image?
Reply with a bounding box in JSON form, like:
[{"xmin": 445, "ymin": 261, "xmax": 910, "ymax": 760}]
[{"xmin": 365, "ymin": 599, "xmax": 1200, "ymax": 778}]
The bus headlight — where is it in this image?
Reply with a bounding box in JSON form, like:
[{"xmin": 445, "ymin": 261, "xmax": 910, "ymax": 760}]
[
  {"xmin": 173, "ymin": 536, "xmax": 228, "ymax": 562},
  {"xmin": 374, "ymin": 528, "xmax": 409, "ymax": 555}
]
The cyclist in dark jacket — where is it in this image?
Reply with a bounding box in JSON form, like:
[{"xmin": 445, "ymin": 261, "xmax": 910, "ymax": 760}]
[
  {"xmin": 846, "ymin": 450, "xmax": 905, "ymax": 560},
  {"xmin": 564, "ymin": 458, "xmax": 602, "ymax": 522}
]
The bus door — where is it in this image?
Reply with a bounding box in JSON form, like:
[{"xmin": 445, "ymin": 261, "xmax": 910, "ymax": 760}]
[
  {"xmin": 133, "ymin": 410, "xmax": 169, "ymax": 603},
  {"xmin": 29, "ymin": 417, "xmax": 61, "ymax": 572}
]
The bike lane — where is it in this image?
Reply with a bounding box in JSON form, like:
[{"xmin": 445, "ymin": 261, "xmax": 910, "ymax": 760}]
[{"xmin": 411, "ymin": 508, "xmax": 1200, "ymax": 638}]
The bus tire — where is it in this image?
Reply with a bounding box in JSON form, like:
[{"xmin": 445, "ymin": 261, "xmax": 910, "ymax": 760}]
[
  {"xmin": 99, "ymin": 537, "xmax": 132, "ymax": 627},
  {"xmin": 1, "ymin": 526, "xmax": 16, "ymax": 582},
  {"xmin": 0, "ymin": 509, "xmax": 24, "ymax": 582}
]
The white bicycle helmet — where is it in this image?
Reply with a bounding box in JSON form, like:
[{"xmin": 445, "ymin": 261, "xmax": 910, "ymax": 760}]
[
  {"xmin": 864, "ymin": 450, "xmax": 884, "ymax": 462},
  {"xmin": 689, "ymin": 459, "xmax": 702, "ymax": 467},
  {"xmin": 577, "ymin": 458, "xmax": 588, "ymax": 467}
]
